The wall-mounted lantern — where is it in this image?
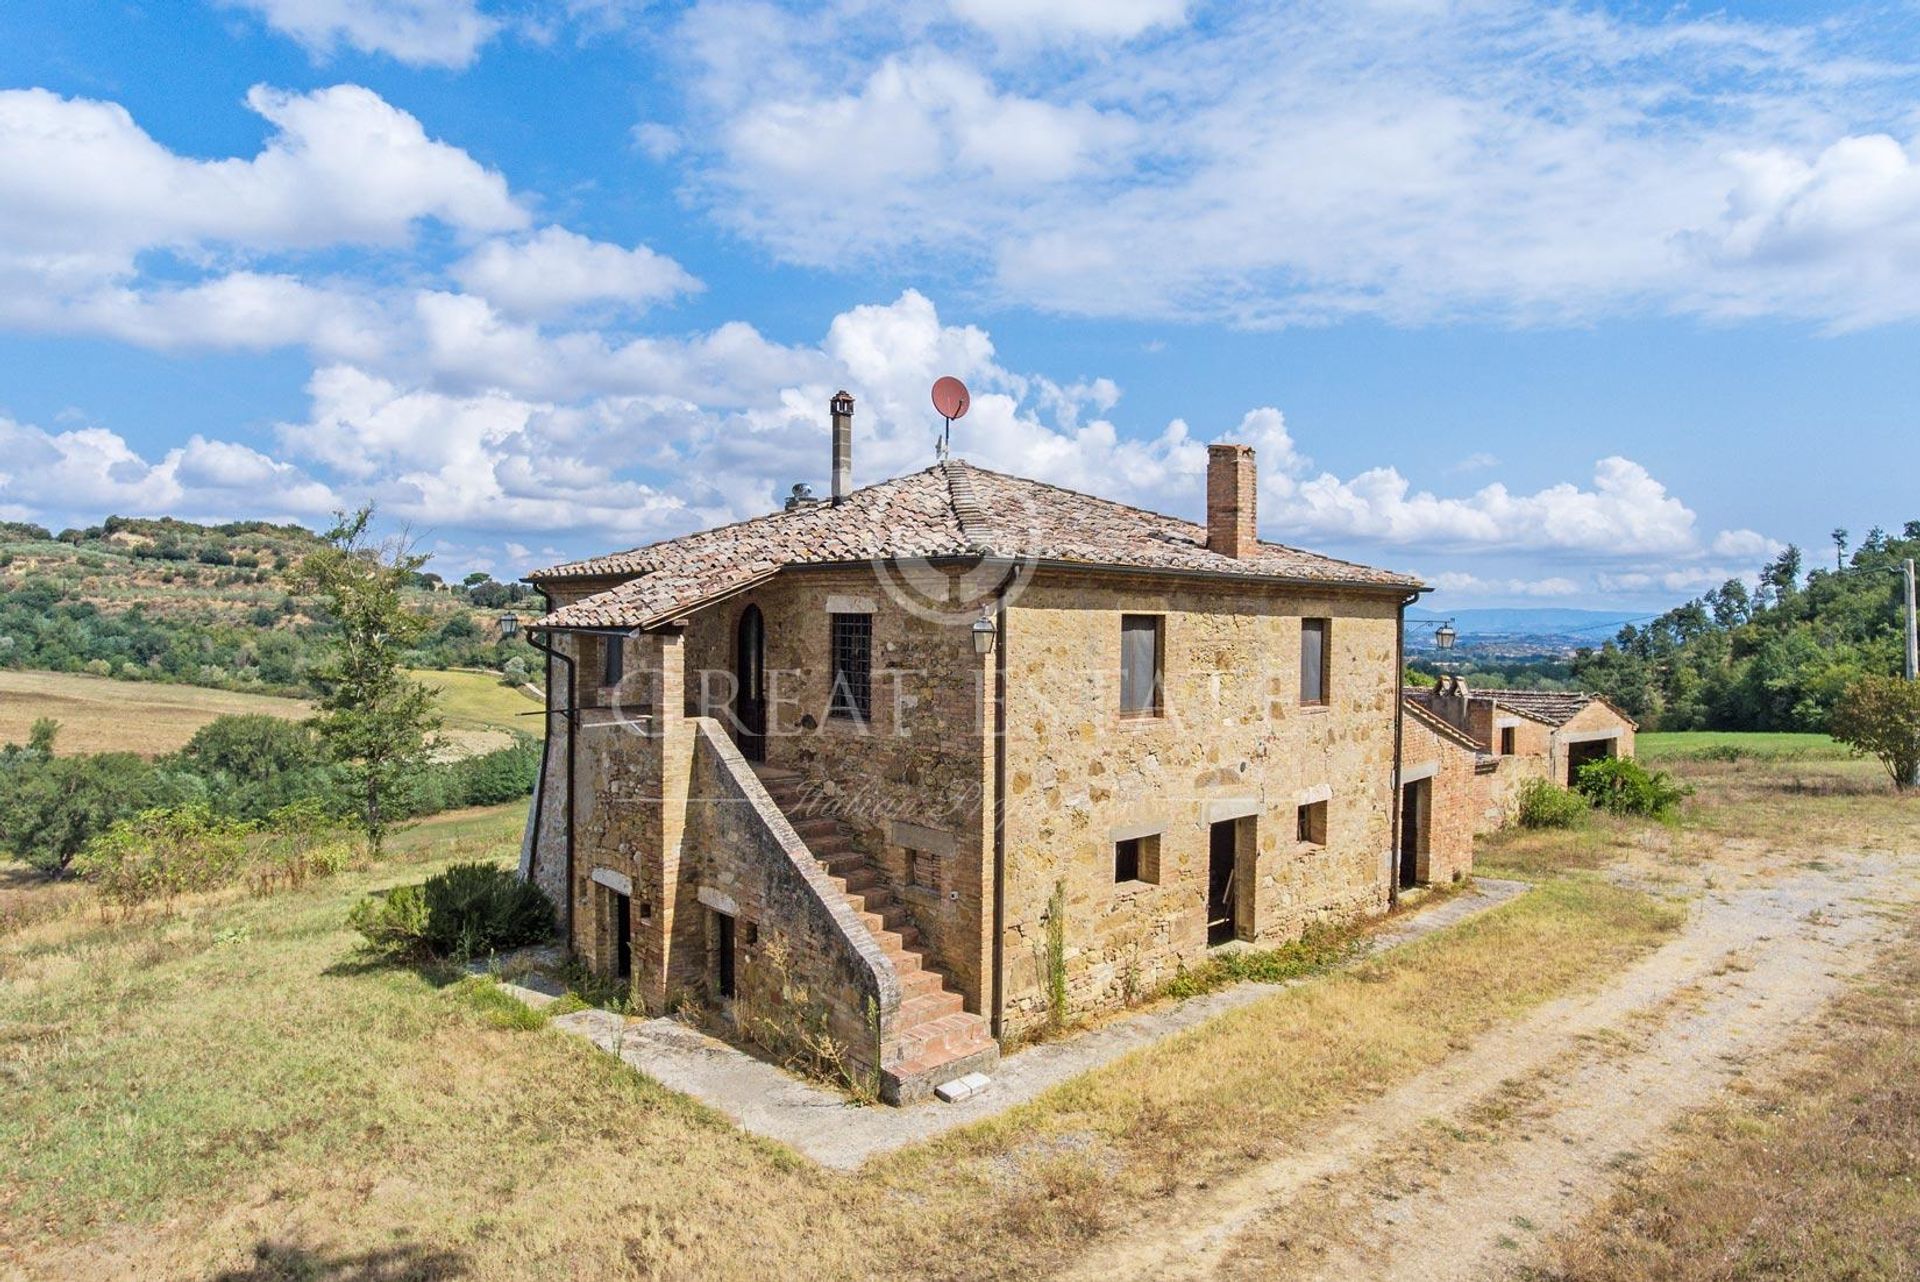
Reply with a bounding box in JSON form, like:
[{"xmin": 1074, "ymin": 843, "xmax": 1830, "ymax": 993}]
[
  {"xmin": 1434, "ymin": 620, "xmax": 1457, "ymax": 651},
  {"xmin": 498, "ymin": 612, "xmax": 521, "ymax": 639},
  {"xmin": 971, "ymin": 608, "xmax": 998, "ymax": 656}
]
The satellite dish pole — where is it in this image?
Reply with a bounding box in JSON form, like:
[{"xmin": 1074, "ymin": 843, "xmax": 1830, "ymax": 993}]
[{"xmin": 931, "ymin": 376, "xmax": 970, "ymax": 461}]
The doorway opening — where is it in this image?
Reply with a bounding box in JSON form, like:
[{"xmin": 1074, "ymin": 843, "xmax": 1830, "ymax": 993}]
[
  {"xmin": 1207, "ymin": 817, "xmax": 1253, "ymax": 945},
  {"xmin": 599, "ymin": 882, "xmax": 632, "ymax": 981},
  {"xmin": 1565, "ymin": 738, "xmax": 1615, "ymax": 786},
  {"xmin": 1399, "ymin": 778, "xmax": 1431, "ymax": 889},
  {"xmin": 734, "ymin": 604, "xmax": 767, "ymax": 763}
]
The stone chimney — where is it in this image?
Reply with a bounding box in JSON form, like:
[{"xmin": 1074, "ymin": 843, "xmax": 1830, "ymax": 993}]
[
  {"xmin": 1206, "ymin": 443, "xmax": 1257, "ymax": 558},
  {"xmin": 830, "ymin": 390, "xmax": 854, "ymax": 505}
]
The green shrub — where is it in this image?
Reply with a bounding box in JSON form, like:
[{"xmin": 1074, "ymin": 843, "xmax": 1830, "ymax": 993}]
[
  {"xmin": 73, "ymin": 806, "xmax": 253, "ymax": 912},
  {"xmin": 1574, "ymin": 757, "xmax": 1690, "ymax": 818},
  {"xmin": 348, "ymin": 883, "xmax": 431, "ymax": 954},
  {"xmin": 351, "ymin": 863, "xmax": 554, "ymax": 961},
  {"xmin": 1516, "ymin": 778, "xmax": 1589, "ymax": 829}
]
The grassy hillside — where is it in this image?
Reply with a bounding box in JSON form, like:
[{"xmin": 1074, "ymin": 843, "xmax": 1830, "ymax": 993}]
[
  {"xmin": 0, "ymin": 670, "xmax": 311, "ymax": 757},
  {"xmin": 0, "ymin": 515, "xmax": 536, "ymax": 697}
]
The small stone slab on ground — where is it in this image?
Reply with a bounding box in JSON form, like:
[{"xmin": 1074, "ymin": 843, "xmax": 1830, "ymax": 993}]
[
  {"xmin": 934, "ymin": 1072, "xmax": 992, "ymax": 1103},
  {"xmin": 488, "ymin": 877, "xmax": 1531, "ymax": 1170}
]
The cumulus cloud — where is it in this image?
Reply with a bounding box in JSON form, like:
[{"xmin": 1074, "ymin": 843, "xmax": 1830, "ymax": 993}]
[
  {"xmin": 0, "ymin": 417, "xmax": 338, "ymax": 524},
  {"xmin": 221, "ymin": 0, "xmax": 501, "ymax": 68},
  {"xmin": 452, "ymin": 227, "xmax": 701, "ymax": 318}
]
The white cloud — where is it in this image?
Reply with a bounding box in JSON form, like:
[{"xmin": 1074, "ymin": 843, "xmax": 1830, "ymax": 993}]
[
  {"xmin": 0, "ymin": 83, "xmax": 524, "ymax": 290},
  {"xmin": 452, "ymin": 226, "xmax": 701, "ymax": 318},
  {"xmin": 947, "ymin": 0, "xmax": 1188, "ymax": 42},
  {"xmin": 717, "ymin": 54, "xmax": 1135, "ymax": 260},
  {"xmin": 1710, "ymin": 528, "xmax": 1785, "ymax": 561},
  {"xmin": 669, "ymin": 0, "xmax": 1920, "ymax": 328},
  {"xmin": 0, "ymin": 417, "xmax": 338, "ymax": 523},
  {"xmin": 1683, "ymin": 132, "xmax": 1920, "ymax": 325},
  {"xmin": 222, "ymin": 0, "xmax": 500, "ymax": 68}
]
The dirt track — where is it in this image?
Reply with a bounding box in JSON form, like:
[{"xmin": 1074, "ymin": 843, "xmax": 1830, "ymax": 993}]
[{"xmin": 1053, "ymin": 853, "xmax": 1915, "ymax": 1282}]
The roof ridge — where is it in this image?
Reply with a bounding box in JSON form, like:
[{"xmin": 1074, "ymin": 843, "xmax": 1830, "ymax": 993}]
[
  {"xmin": 528, "ymin": 466, "xmax": 944, "ymax": 580},
  {"xmin": 954, "ymin": 460, "xmax": 1417, "ymax": 578},
  {"xmin": 944, "ymin": 460, "xmax": 996, "ymax": 552}
]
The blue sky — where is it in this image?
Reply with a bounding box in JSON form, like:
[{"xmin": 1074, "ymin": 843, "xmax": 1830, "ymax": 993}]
[{"xmin": 3, "ymin": 0, "xmax": 1919, "ymax": 610}]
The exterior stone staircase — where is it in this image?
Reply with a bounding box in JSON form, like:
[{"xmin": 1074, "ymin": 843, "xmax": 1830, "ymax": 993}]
[{"xmin": 751, "ymin": 763, "xmax": 997, "ymax": 1099}]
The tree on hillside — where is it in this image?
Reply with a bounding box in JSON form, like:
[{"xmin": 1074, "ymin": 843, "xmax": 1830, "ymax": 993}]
[
  {"xmin": 295, "ymin": 508, "xmax": 441, "ymax": 855},
  {"xmin": 1830, "ymin": 675, "xmax": 1920, "ymax": 790},
  {"xmin": 1832, "ymin": 528, "xmax": 1849, "ymax": 571}
]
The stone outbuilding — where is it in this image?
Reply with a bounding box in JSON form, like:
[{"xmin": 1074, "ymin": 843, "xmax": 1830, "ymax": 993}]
[
  {"xmin": 1407, "ymin": 677, "xmax": 1638, "ymax": 831},
  {"xmin": 518, "ymin": 394, "xmax": 1433, "ymax": 1102},
  {"xmin": 1396, "ymin": 695, "xmax": 1484, "ymax": 887}
]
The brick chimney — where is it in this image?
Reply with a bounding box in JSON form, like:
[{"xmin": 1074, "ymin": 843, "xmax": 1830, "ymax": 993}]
[
  {"xmin": 1206, "ymin": 443, "xmax": 1257, "ymax": 558},
  {"xmin": 830, "ymin": 390, "xmax": 854, "ymax": 504}
]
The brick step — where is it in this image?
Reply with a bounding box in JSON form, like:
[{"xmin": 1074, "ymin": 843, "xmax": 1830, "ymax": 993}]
[
  {"xmin": 791, "ymin": 815, "xmax": 841, "ymax": 841},
  {"xmin": 894, "ymin": 1011, "xmax": 995, "ymax": 1072},
  {"xmin": 898, "ymin": 989, "xmax": 966, "ymax": 1026},
  {"xmin": 841, "ymin": 864, "xmax": 883, "ymax": 894},
  {"xmin": 810, "ymin": 836, "xmax": 854, "ymax": 860},
  {"xmin": 881, "ymin": 944, "xmax": 924, "ymax": 975},
  {"xmin": 895, "ymin": 966, "xmax": 946, "ymax": 999},
  {"xmin": 845, "ymin": 893, "xmax": 908, "ymax": 930}
]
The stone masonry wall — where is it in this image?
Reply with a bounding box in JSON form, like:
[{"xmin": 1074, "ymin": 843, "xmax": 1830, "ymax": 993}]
[
  {"xmin": 683, "ymin": 721, "xmax": 897, "ymax": 1074},
  {"xmin": 678, "ymin": 569, "xmax": 995, "ymax": 1011},
  {"xmin": 998, "ymin": 575, "xmax": 1404, "ymax": 1035}
]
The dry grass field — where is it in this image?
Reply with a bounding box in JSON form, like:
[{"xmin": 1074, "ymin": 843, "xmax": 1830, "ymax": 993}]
[
  {"xmin": 0, "ymin": 670, "xmax": 310, "ymax": 756},
  {"xmin": 0, "ymin": 750, "xmax": 1913, "ymax": 1281},
  {"xmin": 0, "ymin": 668, "xmax": 536, "ymax": 761}
]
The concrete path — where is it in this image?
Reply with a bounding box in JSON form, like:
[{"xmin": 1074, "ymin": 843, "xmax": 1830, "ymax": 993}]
[{"xmin": 495, "ymin": 878, "xmax": 1530, "ymax": 1170}]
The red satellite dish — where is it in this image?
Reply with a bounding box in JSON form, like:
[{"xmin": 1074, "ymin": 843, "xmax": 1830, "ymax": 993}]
[{"xmin": 932, "ymin": 376, "xmax": 970, "ymax": 421}]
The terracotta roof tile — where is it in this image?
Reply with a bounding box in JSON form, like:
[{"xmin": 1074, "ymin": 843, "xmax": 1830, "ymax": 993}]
[{"xmin": 531, "ymin": 460, "xmax": 1422, "ymax": 630}]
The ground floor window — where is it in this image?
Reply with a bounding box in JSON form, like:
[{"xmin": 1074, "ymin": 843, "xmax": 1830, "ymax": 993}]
[
  {"xmin": 1296, "ymin": 800, "xmax": 1328, "ymax": 846},
  {"xmin": 1113, "ymin": 833, "xmax": 1161, "ymax": 885}
]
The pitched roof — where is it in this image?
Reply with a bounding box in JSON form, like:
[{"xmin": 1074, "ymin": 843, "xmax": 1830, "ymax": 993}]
[
  {"xmin": 1477, "ymin": 689, "xmax": 1633, "ymax": 728},
  {"xmin": 531, "ymin": 460, "xmax": 1422, "ymax": 630}
]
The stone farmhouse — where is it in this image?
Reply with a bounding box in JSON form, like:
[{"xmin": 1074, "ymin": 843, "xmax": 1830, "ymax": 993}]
[
  {"xmin": 519, "ymin": 392, "xmax": 1453, "ymax": 1102},
  {"xmin": 1406, "ymin": 677, "xmax": 1638, "ymax": 832}
]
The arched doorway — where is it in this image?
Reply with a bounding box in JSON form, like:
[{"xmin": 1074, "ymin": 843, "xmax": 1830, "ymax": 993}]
[{"xmin": 734, "ymin": 604, "xmax": 767, "ymax": 762}]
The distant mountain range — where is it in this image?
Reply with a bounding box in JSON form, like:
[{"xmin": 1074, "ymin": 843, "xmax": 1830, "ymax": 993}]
[{"xmin": 1407, "ymin": 606, "xmax": 1649, "ymax": 641}]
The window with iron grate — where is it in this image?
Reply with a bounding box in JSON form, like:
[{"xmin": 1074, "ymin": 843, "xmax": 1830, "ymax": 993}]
[{"xmin": 829, "ymin": 612, "xmax": 872, "ymax": 721}]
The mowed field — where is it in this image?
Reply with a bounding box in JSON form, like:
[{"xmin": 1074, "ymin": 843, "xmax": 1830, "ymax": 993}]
[
  {"xmin": 0, "ymin": 670, "xmax": 310, "ymax": 756},
  {"xmin": 6, "ymin": 738, "xmax": 1915, "ymax": 1280},
  {"xmin": 0, "ymin": 667, "xmax": 539, "ymax": 759},
  {"xmin": 407, "ymin": 668, "xmax": 543, "ymax": 757},
  {"xmin": 1637, "ymin": 728, "xmax": 1850, "ymax": 761}
]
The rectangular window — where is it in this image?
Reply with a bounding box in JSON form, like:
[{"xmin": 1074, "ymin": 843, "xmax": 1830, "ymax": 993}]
[
  {"xmin": 1499, "ymin": 726, "xmax": 1516, "ymax": 755},
  {"xmin": 601, "ymin": 634, "xmax": 624, "ymax": 687},
  {"xmin": 1120, "ymin": 614, "xmax": 1163, "ymax": 716},
  {"xmin": 829, "ymin": 612, "xmax": 872, "ymax": 721},
  {"xmin": 1299, "ymin": 618, "xmax": 1330, "ymax": 705},
  {"xmin": 1296, "ymin": 801, "xmax": 1328, "ymax": 846},
  {"xmin": 907, "ymin": 848, "xmax": 940, "ymax": 892},
  {"xmin": 1113, "ymin": 833, "xmax": 1161, "ymax": 884}
]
